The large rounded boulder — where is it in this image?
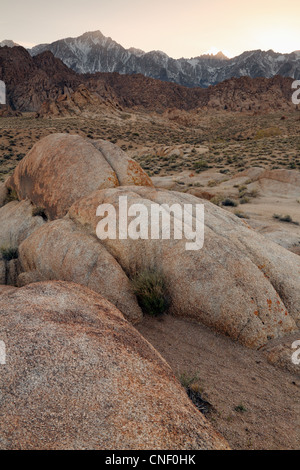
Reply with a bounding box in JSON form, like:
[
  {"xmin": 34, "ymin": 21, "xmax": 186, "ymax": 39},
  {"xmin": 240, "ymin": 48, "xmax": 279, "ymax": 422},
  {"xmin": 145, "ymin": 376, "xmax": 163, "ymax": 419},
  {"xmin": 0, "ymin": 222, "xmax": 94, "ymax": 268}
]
[
  {"xmin": 0, "ymin": 200, "xmax": 45, "ymax": 249},
  {"xmin": 0, "ymin": 281, "xmax": 229, "ymax": 450},
  {"xmin": 5, "ymin": 134, "xmax": 153, "ymax": 219},
  {"xmin": 0, "ymin": 200, "xmax": 46, "ymax": 285},
  {"xmin": 67, "ymin": 186, "xmax": 300, "ymax": 349},
  {"xmin": 18, "ymin": 218, "xmax": 142, "ymax": 323}
]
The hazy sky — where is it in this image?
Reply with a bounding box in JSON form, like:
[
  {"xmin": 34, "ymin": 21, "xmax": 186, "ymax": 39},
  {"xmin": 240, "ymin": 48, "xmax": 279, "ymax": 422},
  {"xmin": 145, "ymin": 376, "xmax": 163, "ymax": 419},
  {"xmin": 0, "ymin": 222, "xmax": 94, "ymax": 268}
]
[{"xmin": 1, "ymin": 0, "xmax": 299, "ymax": 58}]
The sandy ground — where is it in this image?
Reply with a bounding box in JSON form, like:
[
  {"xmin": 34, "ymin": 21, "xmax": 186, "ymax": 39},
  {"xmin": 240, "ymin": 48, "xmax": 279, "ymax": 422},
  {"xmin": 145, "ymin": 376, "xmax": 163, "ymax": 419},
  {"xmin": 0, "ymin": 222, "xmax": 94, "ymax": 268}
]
[{"xmin": 137, "ymin": 315, "xmax": 300, "ymax": 450}]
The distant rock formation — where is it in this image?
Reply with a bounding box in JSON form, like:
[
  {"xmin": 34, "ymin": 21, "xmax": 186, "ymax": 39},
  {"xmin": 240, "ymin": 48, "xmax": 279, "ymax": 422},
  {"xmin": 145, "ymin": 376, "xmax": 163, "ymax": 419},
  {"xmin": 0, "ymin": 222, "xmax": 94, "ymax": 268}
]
[
  {"xmin": 37, "ymin": 84, "xmax": 122, "ymax": 117},
  {"xmin": 0, "ymin": 46, "xmax": 80, "ymax": 111}
]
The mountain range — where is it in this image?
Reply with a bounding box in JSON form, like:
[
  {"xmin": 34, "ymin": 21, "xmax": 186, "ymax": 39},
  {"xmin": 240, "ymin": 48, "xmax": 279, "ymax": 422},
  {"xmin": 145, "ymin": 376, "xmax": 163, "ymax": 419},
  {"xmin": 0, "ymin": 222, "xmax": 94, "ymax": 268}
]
[
  {"xmin": 29, "ymin": 31, "xmax": 300, "ymax": 87},
  {"xmin": 0, "ymin": 44, "xmax": 296, "ymax": 115},
  {"xmin": 1, "ymin": 31, "xmax": 300, "ymax": 87}
]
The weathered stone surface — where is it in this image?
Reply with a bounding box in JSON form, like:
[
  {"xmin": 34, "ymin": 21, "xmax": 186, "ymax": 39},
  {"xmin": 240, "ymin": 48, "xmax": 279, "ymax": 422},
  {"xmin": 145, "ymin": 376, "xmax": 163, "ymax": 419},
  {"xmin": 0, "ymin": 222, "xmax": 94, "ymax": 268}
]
[
  {"xmin": 92, "ymin": 139, "xmax": 153, "ymax": 187},
  {"xmin": 17, "ymin": 270, "xmax": 46, "ymax": 287},
  {"xmin": 0, "ymin": 281, "xmax": 229, "ymax": 450},
  {"xmin": 0, "ymin": 183, "xmax": 8, "ymax": 208},
  {"xmin": 0, "ymin": 200, "xmax": 45, "ymax": 249},
  {"xmin": 18, "ymin": 219, "xmax": 142, "ymax": 323},
  {"xmin": 6, "ymin": 134, "xmax": 152, "ymax": 220},
  {"xmin": 0, "ymin": 261, "xmax": 5, "ymax": 285},
  {"xmin": 0, "ymin": 285, "xmax": 17, "ymax": 295},
  {"xmin": 263, "ymin": 333, "xmax": 300, "ymax": 376},
  {"xmin": 5, "ymin": 134, "xmax": 117, "ymax": 219},
  {"xmin": 68, "ymin": 186, "xmax": 300, "ymax": 349}
]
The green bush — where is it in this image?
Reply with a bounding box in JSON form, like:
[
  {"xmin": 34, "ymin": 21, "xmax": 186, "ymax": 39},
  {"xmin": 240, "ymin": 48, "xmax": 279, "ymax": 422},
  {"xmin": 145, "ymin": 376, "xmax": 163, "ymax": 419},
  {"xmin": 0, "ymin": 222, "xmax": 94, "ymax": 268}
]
[{"xmin": 131, "ymin": 269, "xmax": 169, "ymax": 317}]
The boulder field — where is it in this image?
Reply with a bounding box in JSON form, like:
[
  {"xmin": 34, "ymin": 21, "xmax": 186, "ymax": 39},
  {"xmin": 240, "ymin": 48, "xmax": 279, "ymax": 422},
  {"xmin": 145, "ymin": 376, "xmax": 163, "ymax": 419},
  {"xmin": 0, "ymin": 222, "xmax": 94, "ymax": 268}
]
[{"xmin": 0, "ymin": 134, "xmax": 299, "ymax": 350}]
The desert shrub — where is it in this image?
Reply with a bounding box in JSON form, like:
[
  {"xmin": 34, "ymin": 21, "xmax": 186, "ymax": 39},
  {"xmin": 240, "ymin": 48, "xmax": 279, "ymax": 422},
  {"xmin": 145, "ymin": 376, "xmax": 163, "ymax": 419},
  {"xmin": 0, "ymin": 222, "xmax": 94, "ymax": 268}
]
[
  {"xmin": 273, "ymin": 214, "xmax": 299, "ymax": 225},
  {"xmin": 234, "ymin": 404, "xmax": 248, "ymax": 413},
  {"xmin": 179, "ymin": 372, "xmax": 200, "ymax": 389},
  {"xmin": 222, "ymin": 198, "xmax": 238, "ymax": 207},
  {"xmin": 131, "ymin": 269, "xmax": 169, "ymax": 317},
  {"xmin": 234, "ymin": 210, "xmax": 249, "ymax": 219},
  {"xmin": 240, "ymin": 196, "xmax": 250, "ymax": 204},
  {"xmin": 210, "ymin": 195, "xmax": 223, "ymax": 206},
  {"xmin": 0, "ymin": 246, "xmax": 18, "ymax": 261},
  {"xmin": 254, "ymin": 127, "xmax": 281, "ymax": 140},
  {"xmin": 194, "ymin": 160, "xmax": 209, "ymax": 172},
  {"xmin": 179, "ymin": 372, "xmax": 212, "ymax": 415}
]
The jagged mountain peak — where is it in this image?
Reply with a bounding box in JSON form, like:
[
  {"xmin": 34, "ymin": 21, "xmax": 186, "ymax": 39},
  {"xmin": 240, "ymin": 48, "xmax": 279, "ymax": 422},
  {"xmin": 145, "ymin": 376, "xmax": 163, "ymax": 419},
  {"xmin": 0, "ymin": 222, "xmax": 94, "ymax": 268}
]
[{"xmin": 24, "ymin": 31, "xmax": 300, "ymax": 86}]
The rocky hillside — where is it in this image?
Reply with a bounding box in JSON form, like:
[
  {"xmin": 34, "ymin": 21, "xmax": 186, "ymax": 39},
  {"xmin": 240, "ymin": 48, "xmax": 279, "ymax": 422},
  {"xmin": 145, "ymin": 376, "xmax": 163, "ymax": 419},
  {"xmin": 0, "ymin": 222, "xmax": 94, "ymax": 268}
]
[
  {"xmin": 0, "ymin": 46, "xmax": 80, "ymax": 111},
  {"xmin": 88, "ymin": 73, "xmax": 297, "ymax": 113},
  {"xmin": 28, "ymin": 30, "xmax": 300, "ymax": 87},
  {"xmin": 0, "ymin": 45, "xmax": 298, "ymax": 114}
]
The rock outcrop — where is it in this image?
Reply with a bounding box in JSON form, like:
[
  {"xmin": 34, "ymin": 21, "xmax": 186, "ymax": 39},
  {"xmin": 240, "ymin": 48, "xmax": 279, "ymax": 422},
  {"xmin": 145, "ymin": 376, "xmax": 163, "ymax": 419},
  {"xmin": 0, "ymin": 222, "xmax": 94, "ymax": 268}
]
[
  {"xmin": 0, "ymin": 200, "xmax": 45, "ymax": 248},
  {"xmin": 66, "ymin": 186, "xmax": 300, "ymax": 349},
  {"xmin": 37, "ymin": 84, "xmax": 121, "ymax": 118},
  {"xmin": 0, "ymin": 182, "xmax": 8, "ymax": 207},
  {"xmin": 0, "ymin": 47, "xmax": 80, "ymax": 112},
  {"xmin": 6, "ymin": 134, "xmax": 153, "ymax": 219},
  {"xmin": 0, "ymin": 281, "xmax": 229, "ymax": 450},
  {"xmin": 3, "ymin": 136, "xmax": 300, "ymax": 349},
  {"xmin": 0, "ymin": 105, "xmax": 22, "ymax": 117},
  {"xmin": 0, "ymin": 200, "xmax": 46, "ymax": 285},
  {"xmin": 18, "ymin": 219, "xmax": 142, "ymax": 323}
]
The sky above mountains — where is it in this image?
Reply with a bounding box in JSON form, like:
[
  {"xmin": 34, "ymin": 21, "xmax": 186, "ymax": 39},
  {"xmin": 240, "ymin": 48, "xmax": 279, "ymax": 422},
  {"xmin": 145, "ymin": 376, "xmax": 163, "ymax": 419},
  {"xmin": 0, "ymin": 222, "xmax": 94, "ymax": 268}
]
[{"xmin": 1, "ymin": 0, "xmax": 299, "ymax": 58}]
